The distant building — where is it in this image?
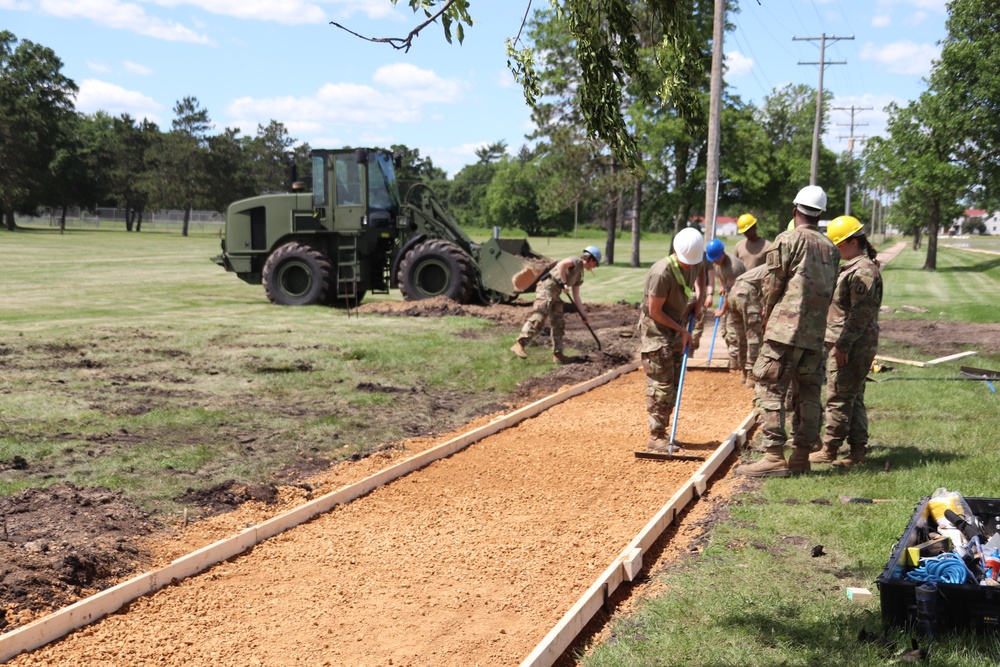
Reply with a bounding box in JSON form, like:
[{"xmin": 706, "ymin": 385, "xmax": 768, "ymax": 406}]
[
  {"xmin": 953, "ymin": 208, "xmax": 998, "ymax": 235},
  {"xmin": 689, "ymin": 215, "xmax": 738, "ymax": 237}
]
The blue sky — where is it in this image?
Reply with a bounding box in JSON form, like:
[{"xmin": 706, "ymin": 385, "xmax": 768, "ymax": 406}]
[{"xmin": 3, "ymin": 0, "xmax": 947, "ymax": 176}]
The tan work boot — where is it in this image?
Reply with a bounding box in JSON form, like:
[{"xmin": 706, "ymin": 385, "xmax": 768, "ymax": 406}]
[
  {"xmin": 552, "ymin": 351, "xmax": 571, "ymax": 364},
  {"xmin": 646, "ymin": 434, "xmax": 670, "ymax": 452},
  {"xmin": 831, "ymin": 443, "xmax": 866, "ymax": 467},
  {"xmin": 735, "ymin": 446, "xmax": 789, "ymax": 477},
  {"xmin": 787, "ymin": 446, "xmax": 811, "ymax": 474},
  {"xmin": 809, "ymin": 446, "xmax": 840, "ymax": 464},
  {"xmin": 510, "ymin": 340, "xmax": 528, "ymax": 359}
]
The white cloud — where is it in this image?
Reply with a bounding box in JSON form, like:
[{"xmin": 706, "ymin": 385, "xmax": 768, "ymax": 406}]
[
  {"xmin": 149, "ymin": 0, "xmax": 326, "ymax": 24},
  {"xmin": 903, "ymin": 11, "xmax": 928, "ymax": 26},
  {"xmin": 74, "ymin": 79, "xmax": 164, "ymax": 123},
  {"xmin": 372, "ymin": 63, "xmax": 463, "ymax": 104},
  {"xmin": 859, "ymin": 41, "xmax": 940, "ymax": 76},
  {"xmin": 30, "ymin": 0, "xmax": 212, "ymax": 43},
  {"xmin": 87, "ymin": 60, "xmax": 113, "ymax": 73},
  {"xmin": 124, "ymin": 61, "xmax": 153, "ymax": 75},
  {"xmin": 725, "ymin": 51, "xmax": 754, "ymax": 78},
  {"xmin": 225, "ymin": 65, "xmax": 463, "ymax": 136},
  {"xmin": 872, "ymin": 15, "xmax": 891, "ymax": 27}
]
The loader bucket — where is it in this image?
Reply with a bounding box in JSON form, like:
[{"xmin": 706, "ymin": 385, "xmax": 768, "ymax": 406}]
[{"xmin": 478, "ymin": 238, "xmax": 551, "ymax": 298}]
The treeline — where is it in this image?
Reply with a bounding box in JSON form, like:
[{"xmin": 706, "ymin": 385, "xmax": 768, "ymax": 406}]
[{"xmin": 2, "ymin": 24, "xmax": 857, "ymax": 249}]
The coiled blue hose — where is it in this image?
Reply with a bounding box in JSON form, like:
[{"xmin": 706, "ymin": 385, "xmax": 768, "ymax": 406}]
[{"xmin": 905, "ymin": 552, "xmax": 976, "ymax": 584}]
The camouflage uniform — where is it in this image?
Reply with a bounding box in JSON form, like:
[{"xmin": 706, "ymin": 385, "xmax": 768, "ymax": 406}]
[
  {"xmin": 734, "ymin": 236, "xmax": 774, "ymax": 269},
  {"xmin": 639, "ymin": 256, "xmax": 702, "ymax": 438},
  {"xmin": 753, "ymin": 225, "xmax": 839, "ymax": 456},
  {"xmin": 517, "ymin": 256, "xmax": 585, "ymax": 355},
  {"xmin": 821, "ymin": 255, "xmax": 882, "ymax": 456},
  {"xmin": 691, "ymin": 253, "xmax": 745, "ymax": 360},
  {"xmin": 726, "ymin": 263, "xmax": 768, "ymax": 379}
]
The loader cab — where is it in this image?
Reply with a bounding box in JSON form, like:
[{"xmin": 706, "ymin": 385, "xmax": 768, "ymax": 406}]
[{"xmin": 311, "ymin": 148, "xmax": 401, "ymax": 231}]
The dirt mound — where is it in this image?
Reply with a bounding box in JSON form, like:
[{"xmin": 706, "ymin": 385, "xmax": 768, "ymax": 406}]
[
  {"xmin": 176, "ymin": 480, "xmax": 280, "ymax": 516},
  {"xmin": 0, "ymin": 483, "xmax": 159, "ymax": 629},
  {"xmin": 355, "ymin": 295, "xmax": 530, "ymax": 326},
  {"xmin": 880, "ymin": 319, "xmax": 1000, "ymax": 356}
]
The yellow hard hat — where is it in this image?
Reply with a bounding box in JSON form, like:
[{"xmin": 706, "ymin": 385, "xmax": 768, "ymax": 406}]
[
  {"xmin": 827, "ymin": 215, "xmax": 864, "ymax": 245},
  {"xmin": 737, "ymin": 213, "xmax": 757, "ymax": 234}
]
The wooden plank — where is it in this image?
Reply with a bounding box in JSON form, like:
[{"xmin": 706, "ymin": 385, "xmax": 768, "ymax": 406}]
[
  {"xmin": 622, "ymin": 547, "xmax": 643, "ymax": 582},
  {"xmin": 0, "ymin": 361, "xmax": 641, "ymax": 664},
  {"xmin": 924, "ymin": 350, "xmax": 977, "ymax": 365},
  {"xmin": 520, "ymin": 410, "xmax": 753, "ymax": 667},
  {"xmin": 875, "ymin": 355, "xmax": 926, "ymax": 368}
]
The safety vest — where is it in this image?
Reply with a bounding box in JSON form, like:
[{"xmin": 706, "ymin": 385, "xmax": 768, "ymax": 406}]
[{"xmin": 668, "ymin": 255, "xmax": 692, "ymax": 300}]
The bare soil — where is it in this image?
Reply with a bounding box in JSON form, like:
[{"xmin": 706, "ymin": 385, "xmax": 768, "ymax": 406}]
[
  {"xmin": 8, "ymin": 369, "xmax": 753, "ymax": 666},
  {"xmin": 879, "ymin": 318, "xmax": 1000, "ymax": 356}
]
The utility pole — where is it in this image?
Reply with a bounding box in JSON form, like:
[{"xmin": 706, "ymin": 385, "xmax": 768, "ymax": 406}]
[
  {"xmin": 703, "ymin": 0, "xmax": 725, "ymax": 241},
  {"xmin": 834, "ymin": 105, "xmax": 871, "ymax": 215},
  {"xmin": 794, "ymin": 33, "xmax": 853, "ymax": 186}
]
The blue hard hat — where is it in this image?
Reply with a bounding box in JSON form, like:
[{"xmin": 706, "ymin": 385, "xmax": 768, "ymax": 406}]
[
  {"xmin": 583, "ymin": 245, "xmax": 602, "ymax": 263},
  {"xmin": 705, "ymin": 238, "xmax": 725, "ymax": 262}
]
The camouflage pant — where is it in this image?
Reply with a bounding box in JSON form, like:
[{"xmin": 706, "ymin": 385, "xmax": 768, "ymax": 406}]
[
  {"xmin": 641, "ymin": 338, "xmax": 684, "ymax": 436},
  {"xmin": 753, "ymin": 341, "xmax": 825, "ymax": 450},
  {"xmin": 725, "ymin": 287, "xmax": 762, "ymax": 375},
  {"xmin": 518, "ymin": 282, "xmax": 565, "ymax": 353},
  {"xmin": 823, "ymin": 337, "xmax": 878, "ymax": 450}
]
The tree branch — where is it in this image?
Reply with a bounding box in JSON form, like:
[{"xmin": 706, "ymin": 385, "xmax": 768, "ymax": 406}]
[{"xmin": 329, "ymin": 0, "xmax": 459, "ymax": 53}]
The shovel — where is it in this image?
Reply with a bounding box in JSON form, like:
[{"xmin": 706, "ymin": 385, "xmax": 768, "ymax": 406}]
[
  {"xmin": 635, "ymin": 312, "xmax": 706, "ymax": 462},
  {"xmin": 565, "ymin": 295, "xmax": 614, "ymax": 358}
]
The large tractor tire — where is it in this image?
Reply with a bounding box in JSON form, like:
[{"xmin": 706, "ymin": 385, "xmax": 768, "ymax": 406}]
[
  {"xmin": 262, "ymin": 242, "xmax": 333, "ymax": 306},
  {"xmin": 397, "ymin": 239, "xmax": 475, "ymax": 303}
]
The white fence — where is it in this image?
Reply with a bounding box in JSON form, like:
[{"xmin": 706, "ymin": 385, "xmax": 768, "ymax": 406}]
[{"xmin": 17, "ymin": 208, "xmax": 225, "ymax": 233}]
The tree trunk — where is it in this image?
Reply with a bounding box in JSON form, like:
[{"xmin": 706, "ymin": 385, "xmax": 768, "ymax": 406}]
[
  {"xmin": 183, "ymin": 204, "xmax": 191, "ymax": 237},
  {"xmin": 60, "ymin": 204, "xmax": 67, "ymax": 235},
  {"xmin": 631, "ymin": 174, "xmax": 642, "ymax": 268},
  {"xmin": 125, "ymin": 201, "xmax": 134, "ymax": 232},
  {"xmin": 136, "ymin": 209, "xmax": 144, "ymax": 233},
  {"xmin": 924, "ymin": 200, "xmax": 939, "ymax": 270},
  {"xmin": 912, "ymin": 227, "xmax": 922, "ymax": 250},
  {"xmin": 4, "ymin": 205, "xmax": 16, "ymax": 231},
  {"xmin": 604, "ymin": 159, "xmax": 618, "ymax": 265}
]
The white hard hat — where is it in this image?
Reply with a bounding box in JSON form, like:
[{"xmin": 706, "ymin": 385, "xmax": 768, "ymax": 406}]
[
  {"xmin": 673, "ymin": 227, "xmax": 705, "ymax": 265},
  {"xmin": 793, "ymin": 185, "xmax": 827, "ymax": 216}
]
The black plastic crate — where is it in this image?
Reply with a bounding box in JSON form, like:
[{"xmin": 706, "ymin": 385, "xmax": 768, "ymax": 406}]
[{"xmin": 878, "ymin": 496, "xmax": 1000, "ymax": 633}]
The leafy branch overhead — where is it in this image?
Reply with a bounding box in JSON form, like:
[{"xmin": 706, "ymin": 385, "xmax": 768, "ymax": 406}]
[{"xmin": 330, "ymin": 0, "xmax": 706, "ymax": 171}]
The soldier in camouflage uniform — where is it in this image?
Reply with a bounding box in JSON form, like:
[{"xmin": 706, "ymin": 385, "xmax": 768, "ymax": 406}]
[
  {"xmin": 511, "ymin": 247, "xmax": 600, "ymax": 363},
  {"xmin": 810, "ymin": 216, "xmax": 883, "ymax": 467},
  {"xmin": 725, "ymin": 263, "xmax": 768, "ymax": 388},
  {"xmin": 691, "ymin": 239, "xmax": 746, "ymax": 363},
  {"xmin": 735, "ymin": 186, "xmax": 840, "ymax": 477},
  {"xmin": 638, "ymin": 228, "xmax": 706, "ymax": 451}
]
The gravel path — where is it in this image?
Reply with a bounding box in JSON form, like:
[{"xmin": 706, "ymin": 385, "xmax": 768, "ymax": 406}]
[{"xmin": 11, "ymin": 370, "xmax": 751, "ymax": 667}]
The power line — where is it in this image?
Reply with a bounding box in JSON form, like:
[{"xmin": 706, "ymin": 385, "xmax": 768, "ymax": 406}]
[{"xmin": 832, "ymin": 104, "xmax": 872, "ymax": 215}]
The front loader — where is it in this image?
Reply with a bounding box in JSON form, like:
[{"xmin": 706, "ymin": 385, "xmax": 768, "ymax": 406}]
[{"xmin": 212, "ymin": 148, "xmax": 549, "ymax": 307}]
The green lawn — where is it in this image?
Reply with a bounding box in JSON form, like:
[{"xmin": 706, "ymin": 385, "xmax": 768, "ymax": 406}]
[{"xmin": 581, "ymin": 244, "xmax": 1000, "ymax": 666}]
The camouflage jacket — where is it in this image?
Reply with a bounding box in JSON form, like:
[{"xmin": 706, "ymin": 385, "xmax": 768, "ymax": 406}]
[
  {"xmin": 761, "ymin": 224, "xmax": 840, "ymax": 351},
  {"xmin": 825, "ymin": 255, "xmax": 882, "ymax": 352}
]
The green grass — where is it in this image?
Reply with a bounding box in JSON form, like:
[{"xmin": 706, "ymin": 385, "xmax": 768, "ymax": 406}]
[
  {"xmin": 0, "ymin": 226, "xmax": 560, "ymax": 515},
  {"xmin": 581, "ymin": 243, "xmax": 1000, "ymax": 666}
]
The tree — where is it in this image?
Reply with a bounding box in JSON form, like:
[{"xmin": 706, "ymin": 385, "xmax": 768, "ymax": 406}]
[
  {"xmin": 155, "ymin": 97, "xmax": 211, "ymax": 236},
  {"xmin": 862, "ymin": 96, "xmax": 964, "ymax": 270},
  {"xmin": 933, "ymin": 0, "xmax": 1000, "ymax": 211},
  {"xmin": 204, "ymin": 128, "xmax": 256, "ymax": 212},
  {"xmin": 47, "ymin": 112, "xmax": 111, "ymax": 232},
  {"xmin": 390, "ymin": 143, "xmax": 447, "ymax": 198},
  {"xmin": 483, "ymin": 157, "xmax": 544, "ymax": 235},
  {"xmin": 0, "ymin": 31, "xmax": 78, "ymax": 230},
  {"xmin": 109, "ymin": 114, "xmax": 159, "ymax": 231},
  {"xmin": 248, "ymin": 120, "xmax": 297, "ymax": 194}
]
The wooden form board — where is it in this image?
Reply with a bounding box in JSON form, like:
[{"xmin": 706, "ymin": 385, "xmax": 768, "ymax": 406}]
[
  {"xmin": 0, "ymin": 361, "xmax": 641, "ymax": 664},
  {"xmin": 876, "ymin": 350, "xmax": 977, "ymax": 368},
  {"xmin": 519, "ymin": 410, "xmax": 755, "ymax": 667}
]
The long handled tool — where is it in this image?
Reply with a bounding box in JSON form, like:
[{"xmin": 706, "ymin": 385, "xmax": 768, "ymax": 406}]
[
  {"xmin": 636, "ymin": 313, "xmax": 705, "ymax": 462},
  {"xmin": 566, "ymin": 295, "xmax": 614, "ymax": 357},
  {"xmin": 705, "ymin": 293, "xmax": 725, "ymax": 367}
]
